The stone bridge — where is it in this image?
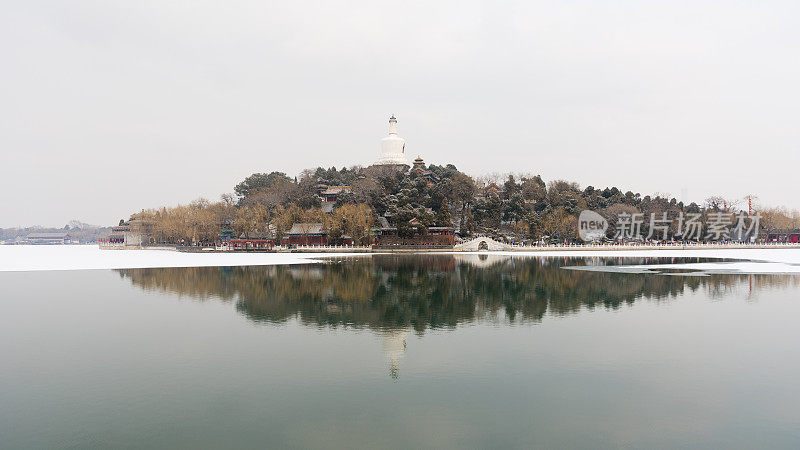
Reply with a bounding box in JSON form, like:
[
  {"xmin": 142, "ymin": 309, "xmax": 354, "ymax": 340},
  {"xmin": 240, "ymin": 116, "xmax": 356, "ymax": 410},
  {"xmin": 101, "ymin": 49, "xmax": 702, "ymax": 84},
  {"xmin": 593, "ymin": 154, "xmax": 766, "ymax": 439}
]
[{"xmin": 455, "ymin": 236, "xmax": 512, "ymax": 251}]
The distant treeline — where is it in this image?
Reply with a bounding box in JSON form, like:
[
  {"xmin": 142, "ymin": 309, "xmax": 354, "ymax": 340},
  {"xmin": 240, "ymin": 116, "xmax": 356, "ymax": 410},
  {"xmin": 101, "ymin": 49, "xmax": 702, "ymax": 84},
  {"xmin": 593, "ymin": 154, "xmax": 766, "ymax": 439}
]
[{"xmin": 1, "ymin": 221, "xmax": 111, "ymax": 243}]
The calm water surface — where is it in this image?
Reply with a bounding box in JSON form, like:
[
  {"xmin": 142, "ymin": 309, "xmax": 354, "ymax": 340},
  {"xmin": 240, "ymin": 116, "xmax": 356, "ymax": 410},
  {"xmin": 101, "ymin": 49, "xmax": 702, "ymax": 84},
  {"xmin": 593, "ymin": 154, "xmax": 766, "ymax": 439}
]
[{"xmin": 2, "ymin": 255, "xmax": 800, "ymax": 449}]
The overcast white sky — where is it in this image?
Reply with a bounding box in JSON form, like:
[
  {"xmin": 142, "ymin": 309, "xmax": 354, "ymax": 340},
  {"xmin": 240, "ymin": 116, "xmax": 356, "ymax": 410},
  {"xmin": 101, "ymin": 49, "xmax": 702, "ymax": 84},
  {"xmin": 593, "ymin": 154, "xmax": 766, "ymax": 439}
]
[{"xmin": 2, "ymin": 0, "xmax": 799, "ymax": 227}]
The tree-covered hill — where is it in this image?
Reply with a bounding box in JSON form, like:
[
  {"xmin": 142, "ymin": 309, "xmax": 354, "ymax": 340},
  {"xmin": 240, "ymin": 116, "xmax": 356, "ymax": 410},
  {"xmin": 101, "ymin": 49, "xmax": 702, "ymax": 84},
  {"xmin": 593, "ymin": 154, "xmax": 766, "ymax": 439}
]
[{"xmin": 128, "ymin": 163, "xmax": 800, "ymax": 245}]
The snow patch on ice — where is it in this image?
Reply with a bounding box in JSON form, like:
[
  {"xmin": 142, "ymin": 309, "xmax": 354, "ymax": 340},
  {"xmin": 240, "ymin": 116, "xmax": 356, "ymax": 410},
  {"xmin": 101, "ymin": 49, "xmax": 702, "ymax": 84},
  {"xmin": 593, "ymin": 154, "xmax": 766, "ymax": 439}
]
[
  {"xmin": 580, "ymin": 261, "xmax": 800, "ymax": 275},
  {"xmin": 445, "ymin": 248, "xmax": 800, "ymax": 274},
  {"xmin": 0, "ymin": 245, "xmax": 368, "ymax": 272},
  {"xmin": 0, "ymin": 245, "xmax": 799, "ymax": 274},
  {"xmin": 540, "ymin": 249, "xmax": 800, "ymax": 274}
]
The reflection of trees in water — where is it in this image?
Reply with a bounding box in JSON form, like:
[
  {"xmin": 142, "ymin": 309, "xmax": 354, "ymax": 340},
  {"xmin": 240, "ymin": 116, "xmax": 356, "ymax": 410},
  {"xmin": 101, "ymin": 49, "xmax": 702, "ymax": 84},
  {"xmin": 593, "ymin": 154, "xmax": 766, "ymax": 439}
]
[{"xmin": 117, "ymin": 255, "xmax": 798, "ymax": 333}]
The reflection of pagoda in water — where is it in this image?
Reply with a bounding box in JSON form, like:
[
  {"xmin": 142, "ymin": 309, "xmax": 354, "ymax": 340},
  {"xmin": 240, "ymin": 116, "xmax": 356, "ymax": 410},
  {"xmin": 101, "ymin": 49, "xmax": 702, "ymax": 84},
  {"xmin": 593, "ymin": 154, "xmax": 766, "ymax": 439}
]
[{"xmin": 380, "ymin": 329, "xmax": 410, "ymax": 379}]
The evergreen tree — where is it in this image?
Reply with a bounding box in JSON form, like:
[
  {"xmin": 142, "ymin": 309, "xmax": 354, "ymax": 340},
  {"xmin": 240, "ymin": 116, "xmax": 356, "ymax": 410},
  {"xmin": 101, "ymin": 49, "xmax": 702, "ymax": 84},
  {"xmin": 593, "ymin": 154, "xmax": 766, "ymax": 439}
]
[{"xmin": 436, "ymin": 199, "xmax": 452, "ymax": 226}]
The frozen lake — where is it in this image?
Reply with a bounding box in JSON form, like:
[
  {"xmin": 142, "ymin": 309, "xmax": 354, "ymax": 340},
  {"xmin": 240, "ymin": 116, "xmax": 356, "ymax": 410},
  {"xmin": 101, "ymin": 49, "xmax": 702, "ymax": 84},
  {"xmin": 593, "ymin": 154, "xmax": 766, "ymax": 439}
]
[{"xmin": 1, "ymin": 254, "xmax": 800, "ymax": 448}]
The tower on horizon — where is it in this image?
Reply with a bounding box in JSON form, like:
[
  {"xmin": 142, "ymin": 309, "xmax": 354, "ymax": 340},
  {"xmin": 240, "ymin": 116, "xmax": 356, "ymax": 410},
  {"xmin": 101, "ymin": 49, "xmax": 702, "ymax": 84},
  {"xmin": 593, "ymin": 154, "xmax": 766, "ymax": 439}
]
[{"xmin": 374, "ymin": 115, "xmax": 409, "ymax": 166}]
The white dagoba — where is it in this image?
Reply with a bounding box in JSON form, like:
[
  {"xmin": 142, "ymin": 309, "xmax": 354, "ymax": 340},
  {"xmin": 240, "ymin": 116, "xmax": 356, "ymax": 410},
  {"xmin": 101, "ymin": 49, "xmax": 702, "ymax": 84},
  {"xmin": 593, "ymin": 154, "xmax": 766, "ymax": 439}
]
[{"xmin": 374, "ymin": 115, "xmax": 408, "ymax": 166}]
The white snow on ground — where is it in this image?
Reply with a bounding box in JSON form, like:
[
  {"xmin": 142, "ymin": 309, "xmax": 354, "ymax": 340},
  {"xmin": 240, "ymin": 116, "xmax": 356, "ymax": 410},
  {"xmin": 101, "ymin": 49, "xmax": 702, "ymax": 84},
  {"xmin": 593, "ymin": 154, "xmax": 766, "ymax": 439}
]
[
  {"xmin": 0, "ymin": 245, "xmax": 365, "ymax": 272},
  {"xmin": 0, "ymin": 245, "xmax": 799, "ymax": 273}
]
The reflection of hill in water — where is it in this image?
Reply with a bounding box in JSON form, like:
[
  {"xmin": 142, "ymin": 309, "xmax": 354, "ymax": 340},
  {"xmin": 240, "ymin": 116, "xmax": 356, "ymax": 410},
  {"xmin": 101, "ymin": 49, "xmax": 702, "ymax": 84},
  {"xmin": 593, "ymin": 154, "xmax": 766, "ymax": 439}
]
[{"xmin": 117, "ymin": 255, "xmax": 798, "ymax": 333}]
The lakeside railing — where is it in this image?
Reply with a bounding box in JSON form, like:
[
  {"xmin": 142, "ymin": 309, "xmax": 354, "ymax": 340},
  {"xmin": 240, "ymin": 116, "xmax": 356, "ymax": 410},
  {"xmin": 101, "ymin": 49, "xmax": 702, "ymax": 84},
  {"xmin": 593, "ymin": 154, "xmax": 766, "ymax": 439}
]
[
  {"xmin": 283, "ymin": 245, "xmax": 372, "ymax": 252},
  {"xmin": 372, "ymin": 244, "xmax": 454, "ymax": 250},
  {"xmin": 501, "ymin": 242, "xmax": 800, "ymax": 250},
  {"xmin": 281, "ymin": 242, "xmax": 800, "ymax": 251},
  {"xmin": 106, "ymin": 241, "xmax": 800, "ymax": 252}
]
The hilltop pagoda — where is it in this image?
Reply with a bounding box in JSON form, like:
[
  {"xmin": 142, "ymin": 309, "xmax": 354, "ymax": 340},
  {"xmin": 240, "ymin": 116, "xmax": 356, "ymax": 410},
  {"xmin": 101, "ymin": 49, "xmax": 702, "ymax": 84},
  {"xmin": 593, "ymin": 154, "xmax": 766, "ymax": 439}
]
[{"xmin": 373, "ymin": 115, "xmax": 408, "ymax": 167}]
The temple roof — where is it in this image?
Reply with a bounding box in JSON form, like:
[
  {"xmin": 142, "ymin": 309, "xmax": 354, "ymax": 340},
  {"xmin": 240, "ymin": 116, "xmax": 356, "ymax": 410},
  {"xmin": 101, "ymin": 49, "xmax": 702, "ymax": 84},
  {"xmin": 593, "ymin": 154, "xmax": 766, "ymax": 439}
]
[
  {"xmin": 286, "ymin": 223, "xmax": 325, "ymax": 235},
  {"xmin": 320, "ymin": 185, "xmax": 349, "ymax": 195}
]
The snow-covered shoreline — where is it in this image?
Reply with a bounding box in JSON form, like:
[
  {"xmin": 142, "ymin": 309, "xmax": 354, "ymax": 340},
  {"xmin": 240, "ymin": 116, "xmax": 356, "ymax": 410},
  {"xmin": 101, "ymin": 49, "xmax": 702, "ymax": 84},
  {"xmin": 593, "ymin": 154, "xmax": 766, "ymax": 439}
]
[
  {"xmin": 0, "ymin": 245, "xmax": 798, "ymax": 273},
  {"xmin": 0, "ymin": 245, "xmax": 362, "ymax": 272}
]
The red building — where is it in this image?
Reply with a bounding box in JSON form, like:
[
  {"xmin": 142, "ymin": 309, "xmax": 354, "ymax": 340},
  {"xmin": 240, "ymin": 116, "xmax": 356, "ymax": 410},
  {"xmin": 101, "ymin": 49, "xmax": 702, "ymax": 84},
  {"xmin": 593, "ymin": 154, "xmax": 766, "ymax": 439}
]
[
  {"xmin": 223, "ymin": 238, "xmax": 275, "ymax": 251},
  {"xmin": 319, "ymin": 185, "xmax": 350, "ymax": 203},
  {"xmin": 98, "ymin": 230, "xmax": 124, "ymax": 247},
  {"xmin": 427, "ymin": 227, "xmax": 456, "ymax": 244},
  {"xmin": 284, "ymin": 223, "xmax": 328, "ymax": 246},
  {"xmin": 373, "ymin": 216, "xmax": 455, "ymax": 247},
  {"xmin": 764, "ymin": 229, "xmax": 800, "ymax": 243}
]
